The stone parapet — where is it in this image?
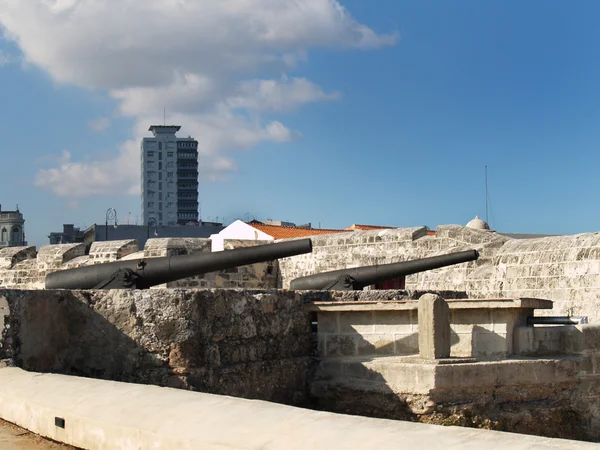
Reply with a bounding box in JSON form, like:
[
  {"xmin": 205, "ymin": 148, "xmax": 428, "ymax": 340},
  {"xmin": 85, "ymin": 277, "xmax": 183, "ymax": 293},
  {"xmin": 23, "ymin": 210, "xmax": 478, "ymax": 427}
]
[
  {"xmin": 0, "ymin": 246, "xmax": 36, "ymax": 270},
  {"xmin": 279, "ymin": 225, "xmax": 506, "ymax": 290},
  {"xmin": 0, "ymin": 238, "xmax": 278, "ymax": 290},
  {"xmin": 0, "ymin": 288, "xmax": 314, "ymax": 405},
  {"xmin": 36, "ymin": 243, "xmax": 86, "ymax": 269},
  {"xmin": 467, "ymin": 233, "xmax": 600, "ymax": 321},
  {"xmin": 88, "ymin": 239, "xmax": 139, "ymax": 263}
]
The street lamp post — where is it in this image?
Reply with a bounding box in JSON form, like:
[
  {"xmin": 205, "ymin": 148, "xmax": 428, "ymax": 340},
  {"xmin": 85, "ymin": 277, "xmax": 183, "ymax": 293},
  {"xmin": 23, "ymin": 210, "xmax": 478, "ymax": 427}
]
[
  {"xmin": 147, "ymin": 216, "xmax": 158, "ymax": 238},
  {"xmin": 105, "ymin": 208, "xmax": 117, "ymax": 241}
]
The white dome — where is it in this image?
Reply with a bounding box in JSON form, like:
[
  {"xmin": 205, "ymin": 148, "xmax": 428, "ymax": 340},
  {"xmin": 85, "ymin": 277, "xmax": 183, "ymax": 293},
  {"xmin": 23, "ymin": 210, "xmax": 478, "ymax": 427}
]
[{"xmin": 466, "ymin": 216, "xmax": 490, "ymax": 231}]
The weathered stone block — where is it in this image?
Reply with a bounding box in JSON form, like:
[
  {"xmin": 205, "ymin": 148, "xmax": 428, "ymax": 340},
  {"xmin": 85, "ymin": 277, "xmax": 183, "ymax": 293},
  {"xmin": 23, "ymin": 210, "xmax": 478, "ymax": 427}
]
[{"xmin": 418, "ymin": 293, "xmax": 451, "ymax": 359}]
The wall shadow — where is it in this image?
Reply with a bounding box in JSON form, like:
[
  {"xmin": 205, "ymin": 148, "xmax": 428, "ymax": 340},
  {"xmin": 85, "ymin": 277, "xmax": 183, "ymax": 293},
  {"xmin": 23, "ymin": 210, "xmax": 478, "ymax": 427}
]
[{"xmin": 0, "ymin": 288, "xmax": 315, "ymax": 407}]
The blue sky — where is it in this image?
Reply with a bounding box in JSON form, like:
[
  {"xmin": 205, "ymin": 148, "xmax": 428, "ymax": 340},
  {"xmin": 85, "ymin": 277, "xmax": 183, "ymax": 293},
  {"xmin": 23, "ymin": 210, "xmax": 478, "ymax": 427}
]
[{"xmin": 1, "ymin": 1, "xmax": 600, "ymax": 248}]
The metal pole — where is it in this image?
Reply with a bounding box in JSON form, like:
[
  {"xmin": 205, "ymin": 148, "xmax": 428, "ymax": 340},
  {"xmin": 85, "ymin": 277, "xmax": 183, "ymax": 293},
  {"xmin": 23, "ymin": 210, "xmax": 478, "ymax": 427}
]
[
  {"xmin": 105, "ymin": 208, "xmax": 116, "ymax": 242},
  {"xmin": 485, "ymin": 165, "xmax": 489, "ymax": 224}
]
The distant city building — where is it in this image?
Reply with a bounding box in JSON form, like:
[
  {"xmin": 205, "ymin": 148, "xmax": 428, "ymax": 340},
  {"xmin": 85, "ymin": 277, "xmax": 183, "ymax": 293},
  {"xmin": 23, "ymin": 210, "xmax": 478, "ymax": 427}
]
[
  {"xmin": 85, "ymin": 222, "xmax": 224, "ymax": 250},
  {"xmin": 0, "ymin": 205, "xmax": 26, "ymax": 248},
  {"xmin": 210, "ymin": 220, "xmax": 349, "ymax": 251},
  {"xmin": 48, "ymin": 224, "xmax": 85, "ymax": 245},
  {"xmin": 141, "ymin": 125, "xmax": 199, "ymax": 227}
]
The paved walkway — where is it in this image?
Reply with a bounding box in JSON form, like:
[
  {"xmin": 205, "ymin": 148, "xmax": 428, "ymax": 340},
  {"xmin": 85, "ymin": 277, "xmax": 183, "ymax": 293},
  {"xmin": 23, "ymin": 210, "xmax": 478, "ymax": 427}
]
[{"xmin": 0, "ymin": 419, "xmax": 75, "ymax": 449}]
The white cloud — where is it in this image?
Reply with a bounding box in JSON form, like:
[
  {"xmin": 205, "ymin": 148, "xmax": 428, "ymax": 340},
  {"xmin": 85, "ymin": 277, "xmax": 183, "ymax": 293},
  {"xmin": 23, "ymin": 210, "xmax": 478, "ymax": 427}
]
[
  {"xmin": 0, "ymin": 49, "xmax": 11, "ymax": 66},
  {"xmin": 0, "ymin": 0, "xmax": 396, "ymax": 198},
  {"xmin": 227, "ymin": 76, "xmax": 341, "ymax": 113},
  {"xmin": 34, "ymin": 148, "xmax": 138, "ymax": 198},
  {"xmin": 88, "ymin": 117, "xmax": 110, "ymax": 133}
]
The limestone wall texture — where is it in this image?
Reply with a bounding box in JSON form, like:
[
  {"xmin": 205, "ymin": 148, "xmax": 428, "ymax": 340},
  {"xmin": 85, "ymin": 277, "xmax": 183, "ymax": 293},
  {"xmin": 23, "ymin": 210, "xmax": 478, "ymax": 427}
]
[
  {"xmin": 465, "ymin": 233, "xmax": 600, "ymax": 320},
  {"xmin": 0, "ymin": 288, "xmax": 314, "ymax": 405},
  {"xmin": 0, "ymin": 237, "xmax": 278, "ymax": 291},
  {"xmin": 279, "ymin": 227, "xmax": 600, "ymax": 323},
  {"xmin": 278, "ymin": 225, "xmax": 508, "ymax": 292},
  {"xmin": 4, "ymin": 225, "xmax": 600, "ymax": 322}
]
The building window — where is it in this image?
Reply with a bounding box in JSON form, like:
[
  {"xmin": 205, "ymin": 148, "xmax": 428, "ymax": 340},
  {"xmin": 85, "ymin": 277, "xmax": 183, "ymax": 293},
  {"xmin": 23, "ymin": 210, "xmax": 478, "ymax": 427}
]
[
  {"xmin": 159, "ymin": 202, "xmax": 163, "ymax": 210},
  {"xmin": 159, "ymin": 182, "xmax": 162, "ymax": 190},
  {"xmin": 159, "ymin": 172, "xmax": 162, "ymax": 180},
  {"xmin": 159, "ymin": 213, "xmax": 163, "ymax": 221},
  {"xmin": 158, "ymin": 142, "xmax": 162, "ymax": 150},
  {"xmin": 167, "ymin": 152, "xmax": 174, "ymax": 158},
  {"xmin": 148, "ymin": 151, "xmax": 154, "ymax": 157},
  {"xmin": 148, "ymin": 202, "xmax": 155, "ymax": 208},
  {"xmin": 1, "ymin": 228, "xmax": 6, "ymax": 242},
  {"xmin": 159, "ymin": 151, "xmax": 163, "ymax": 160},
  {"xmin": 167, "ymin": 172, "xmax": 173, "ymax": 178},
  {"xmin": 158, "ymin": 162, "xmax": 162, "ymax": 170}
]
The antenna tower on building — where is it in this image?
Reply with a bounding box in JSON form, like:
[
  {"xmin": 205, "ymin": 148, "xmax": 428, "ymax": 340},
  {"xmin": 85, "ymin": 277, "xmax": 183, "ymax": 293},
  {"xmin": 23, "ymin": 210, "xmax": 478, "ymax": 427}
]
[{"xmin": 485, "ymin": 165, "xmax": 490, "ymax": 224}]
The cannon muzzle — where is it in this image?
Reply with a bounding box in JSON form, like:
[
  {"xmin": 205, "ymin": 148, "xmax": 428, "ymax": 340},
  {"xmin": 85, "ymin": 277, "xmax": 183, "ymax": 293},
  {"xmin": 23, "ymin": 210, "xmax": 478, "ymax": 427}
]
[
  {"xmin": 46, "ymin": 238, "xmax": 313, "ymax": 290},
  {"xmin": 289, "ymin": 249, "xmax": 479, "ymax": 290}
]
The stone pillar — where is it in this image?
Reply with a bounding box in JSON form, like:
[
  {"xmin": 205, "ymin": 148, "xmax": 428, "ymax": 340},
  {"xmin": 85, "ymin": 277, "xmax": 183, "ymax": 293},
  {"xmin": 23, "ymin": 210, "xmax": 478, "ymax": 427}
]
[{"xmin": 418, "ymin": 293, "xmax": 451, "ymax": 359}]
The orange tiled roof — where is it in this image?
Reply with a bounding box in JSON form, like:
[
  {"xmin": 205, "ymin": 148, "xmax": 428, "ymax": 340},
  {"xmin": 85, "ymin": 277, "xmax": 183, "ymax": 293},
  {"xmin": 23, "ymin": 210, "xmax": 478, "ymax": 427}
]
[
  {"xmin": 345, "ymin": 224, "xmax": 397, "ymax": 231},
  {"xmin": 248, "ymin": 222, "xmax": 348, "ymax": 240}
]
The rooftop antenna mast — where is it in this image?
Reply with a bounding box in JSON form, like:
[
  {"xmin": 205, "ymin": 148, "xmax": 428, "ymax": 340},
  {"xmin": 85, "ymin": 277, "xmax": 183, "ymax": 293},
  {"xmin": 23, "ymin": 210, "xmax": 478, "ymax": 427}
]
[
  {"xmin": 163, "ymin": 107, "xmax": 166, "ymax": 126},
  {"xmin": 485, "ymin": 165, "xmax": 489, "ymax": 224}
]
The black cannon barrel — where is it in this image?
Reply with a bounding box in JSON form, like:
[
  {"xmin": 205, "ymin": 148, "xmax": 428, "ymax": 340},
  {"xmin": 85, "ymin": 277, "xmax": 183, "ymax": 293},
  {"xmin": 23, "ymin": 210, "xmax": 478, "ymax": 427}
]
[
  {"xmin": 45, "ymin": 238, "xmax": 313, "ymax": 290},
  {"xmin": 526, "ymin": 316, "xmax": 587, "ymax": 326},
  {"xmin": 289, "ymin": 249, "xmax": 479, "ymax": 291}
]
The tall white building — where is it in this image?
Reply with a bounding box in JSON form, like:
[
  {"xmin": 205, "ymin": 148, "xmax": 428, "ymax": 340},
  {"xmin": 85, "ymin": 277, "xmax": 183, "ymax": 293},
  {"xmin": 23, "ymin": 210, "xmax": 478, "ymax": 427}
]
[{"xmin": 141, "ymin": 125, "xmax": 199, "ymax": 226}]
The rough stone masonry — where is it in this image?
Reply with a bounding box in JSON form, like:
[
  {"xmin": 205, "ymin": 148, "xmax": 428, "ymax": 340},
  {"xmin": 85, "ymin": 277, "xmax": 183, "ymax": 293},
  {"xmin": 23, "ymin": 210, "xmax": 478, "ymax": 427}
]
[
  {"xmin": 0, "ymin": 288, "xmax": 314, "ymax": 405},
  {"xmin": 3, "ymin": 223, "xmax": 600, "ymax": 321},
  {"xmin": 278, "ymin": 225, "xmax": 600, "ymax": 322},
  {"xmin": 3, "ymin": 288, "xmax": 600, "ymax": 442}
]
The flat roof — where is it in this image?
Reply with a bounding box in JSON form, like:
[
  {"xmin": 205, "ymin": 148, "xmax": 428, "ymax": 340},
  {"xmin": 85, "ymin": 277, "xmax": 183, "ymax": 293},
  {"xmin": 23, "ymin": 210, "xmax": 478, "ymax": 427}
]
[{"xmin": 148, "ymin": 125, "xmax": 182, "ymax": 137}]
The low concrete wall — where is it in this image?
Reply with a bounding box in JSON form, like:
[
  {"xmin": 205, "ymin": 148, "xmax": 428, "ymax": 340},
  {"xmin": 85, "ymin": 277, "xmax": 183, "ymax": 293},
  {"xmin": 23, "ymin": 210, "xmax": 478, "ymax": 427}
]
[
  {"xmin": 0, "ymin": 288, "xmax": 313, "ymax": 405},
  {"xmin": 307, "ymin": 298, "xmax": 551, "ymax": 360},
  {"xmin": 306, "ymin": 293, "xmax": 600, "ymax": 441},
  {"xmin": 0, "ymin": 368, "xmax": 595, "ymax": 450}
]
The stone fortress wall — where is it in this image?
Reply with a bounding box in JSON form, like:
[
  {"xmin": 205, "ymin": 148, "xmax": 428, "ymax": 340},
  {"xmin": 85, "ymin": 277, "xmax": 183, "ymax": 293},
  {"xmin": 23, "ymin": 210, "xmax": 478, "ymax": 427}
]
[
  {"xmin": 279, "ymin": 225, "xmax": 600, "ymax": 321},
  {"xmin": 2, "ymin": 224, "xmax": 600, "ymax": 321},
  {"xmin": 0, "ymin": 237, "xmax": 278, "ymax": 291}
]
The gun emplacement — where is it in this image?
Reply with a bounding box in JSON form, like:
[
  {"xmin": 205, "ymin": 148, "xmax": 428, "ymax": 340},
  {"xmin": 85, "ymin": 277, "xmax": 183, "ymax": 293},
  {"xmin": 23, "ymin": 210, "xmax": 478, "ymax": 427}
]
[
  {"xmin": 289, "ymin": 249, "xmax": 479, "ymax": 290},
  {"xmin": 45, "ymin": 238, "xmax": 313, "ymax": 290}
]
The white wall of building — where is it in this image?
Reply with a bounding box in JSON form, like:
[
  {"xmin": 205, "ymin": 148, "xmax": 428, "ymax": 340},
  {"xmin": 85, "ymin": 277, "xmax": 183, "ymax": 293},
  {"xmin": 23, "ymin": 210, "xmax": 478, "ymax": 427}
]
[{"xmin": 210, "ymin": 220, "xmax": 273, "ymax": 251}]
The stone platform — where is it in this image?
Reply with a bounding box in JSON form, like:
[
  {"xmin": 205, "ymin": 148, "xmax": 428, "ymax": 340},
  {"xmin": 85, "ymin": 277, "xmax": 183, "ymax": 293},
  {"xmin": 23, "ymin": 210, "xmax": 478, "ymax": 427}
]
[{"xmin": 306, "ymin": 298, "xmax": 553, "ymax": 360}]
